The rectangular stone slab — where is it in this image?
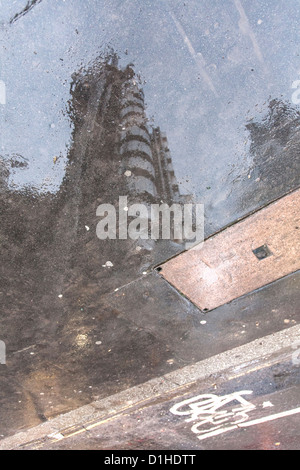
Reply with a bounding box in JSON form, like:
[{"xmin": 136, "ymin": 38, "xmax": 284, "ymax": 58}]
[{"xmin": 160, "ymin": 189, "xmax": 300, "ymax": 311}]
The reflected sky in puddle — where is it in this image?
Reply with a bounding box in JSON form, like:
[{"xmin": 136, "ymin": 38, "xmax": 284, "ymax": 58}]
[
  {"xmin": 1, "ymin": 0, "xmax": 300, "ymax": 230},
  {"xmin": 0, "ymin": 0, "xmax": 300, "ymax": 437}
]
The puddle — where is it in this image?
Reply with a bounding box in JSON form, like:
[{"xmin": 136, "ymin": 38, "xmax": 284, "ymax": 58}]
[{"xmin": 0, "ymin": 0, "xmax": 300, "ymax": 438}]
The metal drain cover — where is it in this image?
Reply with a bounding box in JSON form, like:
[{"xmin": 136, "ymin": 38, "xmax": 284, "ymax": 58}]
[{"xmin": 160, "ymin": 189, "xmax": 300, "ymax": 311}]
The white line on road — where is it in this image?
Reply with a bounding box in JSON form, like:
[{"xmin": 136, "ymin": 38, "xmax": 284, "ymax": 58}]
[
  {"xmin": 242, "ymin": 406, "xmax": 300, "ymax": 428},
  {"xmin": 197, "ymin": 406, "xmax": 300, "ymax": 441}
]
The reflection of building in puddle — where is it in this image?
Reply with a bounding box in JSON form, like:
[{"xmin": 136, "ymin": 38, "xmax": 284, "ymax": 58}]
[
  {"xmin": 210, "ymin": 98, "xmax": 300, "ymax": 232},
  {"xmin": 68, "ymin": 59, "xmax": 191, "ymax": 211},
  {"xmin": 0, "ymin": 58, "xmax": 195, "ymax": 435},
  {"xmin": 66, "ymin": 59, "xmax": 193, "ymax": 248},
  {"xmin": 0, "ymin": 58, "xmax": 194, "ymax": 314},
  {"xmin": 240, "ymin": 99, "xmax": 300, "ymax": 211},
  {"xmin": 119, "ymin": 76, "xmax": 188, "ymax": 205}
]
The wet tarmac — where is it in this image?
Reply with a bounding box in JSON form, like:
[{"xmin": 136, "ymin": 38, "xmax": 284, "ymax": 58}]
[
  {"xmin": 0, "ymin": 0, "xmax": 300, "ymax": 448},
  {"xmin": 37, "ymin": 356, "xmax": 300, "ymax": 450},
  {"xmin": 2, "ymin": 329, "xmax": 300, "ymax": 450}
]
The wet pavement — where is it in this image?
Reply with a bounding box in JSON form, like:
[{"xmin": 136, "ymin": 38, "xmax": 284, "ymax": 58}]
[
  {"xmin": 36, "ymin": 355, "xmax": 300, "ymax": 451},
  {"xmin": 1, "ymin": 326, "xmax": 300, "ymax": 450},
  {"xmin": 45, "ymin": 353, "xmax": 300, "ymax": 451},
  {"xmin": 0, "ymin": 0, "xmax": 300, "ymax": 449}
]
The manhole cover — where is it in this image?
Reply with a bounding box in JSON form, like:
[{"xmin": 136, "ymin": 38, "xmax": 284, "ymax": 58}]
[{"xmin": 159, "ymin": 189, "xmax": 300, "ymax": 311}]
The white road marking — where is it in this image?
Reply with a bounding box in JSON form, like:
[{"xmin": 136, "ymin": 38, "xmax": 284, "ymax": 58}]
[{"xmin": 197, "ymin": 406, "xmax": 300, "ymax": 441}]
